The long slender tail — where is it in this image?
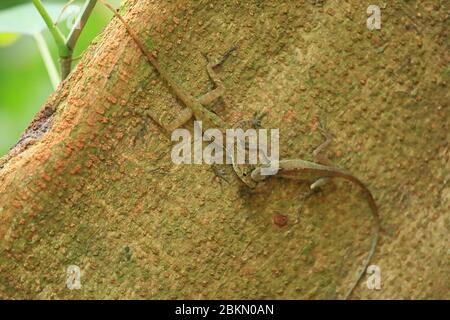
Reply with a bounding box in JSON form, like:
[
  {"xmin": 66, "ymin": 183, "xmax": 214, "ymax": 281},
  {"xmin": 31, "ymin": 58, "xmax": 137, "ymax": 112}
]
[
  {"xmin": 99, "ymin": 0, "xmax": 195, "ymax": 106},
  {"xmin": 260, "ymin": 159, "xmax": 381, "ymax": 299},
  {"xmin": 304, "ymin": 168, "xmax": 381, "ymax": 300},
  {"xmin": 343, "ymin": 220, "xmax": 380, "ymax": 299}
]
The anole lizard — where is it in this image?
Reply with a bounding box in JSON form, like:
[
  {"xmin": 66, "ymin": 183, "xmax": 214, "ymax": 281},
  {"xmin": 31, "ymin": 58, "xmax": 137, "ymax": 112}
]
[
  {"xmin": 251, "ymin": 156, "xmax": 380, "ymax": 300},
  {"xmin": 102, "ymin": 1, "xmax": 380, "ymax": 300}
]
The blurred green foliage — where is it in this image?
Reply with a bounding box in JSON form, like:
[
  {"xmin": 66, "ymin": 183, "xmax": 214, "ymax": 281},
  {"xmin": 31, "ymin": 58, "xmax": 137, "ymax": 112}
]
[{"xmin": 0, "ymin": 0, "xmax": 117, "ymax": 156}]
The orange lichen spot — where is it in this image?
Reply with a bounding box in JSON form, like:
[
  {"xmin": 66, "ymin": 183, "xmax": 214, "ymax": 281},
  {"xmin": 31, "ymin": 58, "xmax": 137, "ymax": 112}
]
[
  {"xmin": 36, "ymin": 180, "xmax": 46, "ymax": 190},
  {"xmin": 95, "ymin": 106, "xmax": 105, "ymax": 115},
  {"xmin": 123, "ymin": 56, "xmax": 132, "ymax": 65},
  {"xmin": 229, "ymin": 111, "xmax": 243, "ymax": 123},
  {"xmin": 68, "ymin": 97, "xmax": 78, "ymax": 105},
  {"xmin": 119, "ymin": 72, "xmax": 129, "ymax": 82},
  {"xmin": 19, "ymin": 218, "xmax": 26, "ymax": 225},
  {"xmin": 282, "ymin": 109, "xmax": 296, "ymax": 123},
  {"xmin": 69, "ymin": 97, "xmax": 86, "ymax": 108},
  {"xmin": 54, "ymin": 159, "xmax": 67, "ymax": 174},
  {"xmin": 107, "ymin": 95, "xmax": 118, "ymax": 104},
  {"xmin": 64, "ymin": 145, "xmax": 74, "ymax": 158},
  {"xmin": 70, "ymin": 164, "xmax": 82, "ymax": 175},
  {"xmin": 116, "ymin": 132, "xmax": 124, "ymax": 140},
  {"xmin": 120, "ymin": 99, "xmax": 127, "ymax": 107},
  {"xmin": 335, "ymin": 150, "xmax": 343, "ymax": 157},
  {"xmin": 149, "ymin": 126, "xmax": 160, "ymax": 134},
  {"xmin": 12, "ymin": 200, "xmax": 23, "ymax": 210},
  {"xmin": 273, "ymin": 214, "xmax": 288, "ymax": 227},
  {"xmin": 28, "ymin": 185, "xmax": 40, "ymax": 194},
  {"xmin": 85, "ymin": 159, "xmax": 94, "ymax": 168},
  {"xmin": 42, "ymin": 173, "xmax": 51, "ymax": 182},
  {"xmin": 88, "ymin": 154, "xmax": 99, "ymax": 162},
  {"xmin": 19, "ymin": 192, "xmax": 30, "ymax": 201},
  {"xmin": 86, "ymin": 115, "xmax": 97, "ymax": 127},
  {"xmin": 75, "ymin": 140, "xmax": 85, "ymax": 150},
  {"xmin": 70, "ymin": 191, "xmax": 82, "ymax": 202},
  {"xmin": 309, "ymin": 117, "xmax": 320, "ymax": 132}
]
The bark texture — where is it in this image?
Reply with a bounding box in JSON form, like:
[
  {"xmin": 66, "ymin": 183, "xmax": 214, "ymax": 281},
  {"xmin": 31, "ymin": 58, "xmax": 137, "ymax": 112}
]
[{"xmin": 0, "ymin": 0, "xmax": 448, "ymax": 299}]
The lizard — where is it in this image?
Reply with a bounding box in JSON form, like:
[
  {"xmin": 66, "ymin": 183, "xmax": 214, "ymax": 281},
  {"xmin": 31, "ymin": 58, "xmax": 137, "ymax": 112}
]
[
  {"xmin": 101, "ymin": 1, "xmax": 380, "ymax": 300},
  {"xmin": 99, "ymin": 0, "xmax": 257, "ymax": 187},
  {"xmin": 250, "ymin": 142, "xmax": 381, "ymax": 300},
  {"xmin": 236, "ymin": 120, "xmax": 380, "ymax": 299}
]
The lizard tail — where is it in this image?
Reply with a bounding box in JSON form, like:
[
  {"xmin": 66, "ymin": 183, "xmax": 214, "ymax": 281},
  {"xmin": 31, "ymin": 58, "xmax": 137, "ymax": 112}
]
[
  {"xmin": 331, "ymin": 172, "xmax": 381, "ymax": 299},
  {"xmin": 343, "ymin": 220, "xmax": 380, "ymax": 300}
]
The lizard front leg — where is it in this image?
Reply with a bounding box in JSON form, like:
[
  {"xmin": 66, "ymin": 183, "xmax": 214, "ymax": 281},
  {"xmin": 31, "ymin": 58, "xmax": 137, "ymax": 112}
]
[
  {"xmin": 146, "ymin": 46, "xmax": 237, "ymax": 132},
  {"xmin": 145, "ymin": 108, "xmax": 193, "ymax": 133},
  {"xmin": 146, "ymin": 46, "xmax": 238, "ymax": 133},
  {"xmin": 197, "ymin": 45, "xmax": 238, "ymax": 106}
]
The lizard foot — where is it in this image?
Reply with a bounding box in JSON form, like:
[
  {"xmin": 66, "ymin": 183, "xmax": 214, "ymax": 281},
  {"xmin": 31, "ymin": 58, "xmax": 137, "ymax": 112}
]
[
  {"xmin": 313, "ymin": 121, "xmax": 334, "ymax": 166},
  {"xmin": 212, "ymin": 165, "xmax": 229, "ymax": 185}
]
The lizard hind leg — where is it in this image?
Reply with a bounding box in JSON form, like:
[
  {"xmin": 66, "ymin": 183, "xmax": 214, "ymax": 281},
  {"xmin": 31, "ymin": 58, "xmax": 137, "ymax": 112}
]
[
  {"xmin": 313, "ymin": 121, "xmax": 334, "ymax": 165},
  {"xmin": 310, "ymin": 177, "xmax": 330, "ymax": 191},
  {"xmin": 310, "ymin": 121, "xmax": 334, "ymax": 190},
  {"xmin": 197, "ymin": 45, "xmax": 238, "ymax": 106}
]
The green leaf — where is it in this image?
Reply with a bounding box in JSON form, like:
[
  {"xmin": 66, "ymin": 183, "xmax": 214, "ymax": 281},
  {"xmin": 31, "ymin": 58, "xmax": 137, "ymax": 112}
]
[
  {"xmin": 0, "ymin": 33, "xmax": 20, "ymax": 47},
  {"xmin": 0, "ymin": 2, "xmax": 78, "ymax": 35},
  {"xmin": 0, "ymin": 0, "xmax": 30, "ymax": 11}
]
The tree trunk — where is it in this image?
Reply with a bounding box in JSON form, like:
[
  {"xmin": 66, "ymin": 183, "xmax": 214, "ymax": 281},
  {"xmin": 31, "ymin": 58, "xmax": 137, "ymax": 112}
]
[{"xmin": 0, "ymin": 0, "xmax": 448, "ymax": 299}]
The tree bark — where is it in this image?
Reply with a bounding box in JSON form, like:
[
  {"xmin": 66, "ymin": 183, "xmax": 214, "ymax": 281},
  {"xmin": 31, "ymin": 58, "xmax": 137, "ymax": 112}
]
[{"xmin": 0, "ymin": 0, "xmax": 448, "ymax": 299}]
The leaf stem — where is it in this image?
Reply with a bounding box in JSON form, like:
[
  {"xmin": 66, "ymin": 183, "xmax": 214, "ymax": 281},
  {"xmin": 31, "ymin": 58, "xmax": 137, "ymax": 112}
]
[
  {"xmin": 32, "ymin": 0, "xmax": 69, "ymax": 57},
  {"xmin": 33, "ymin": 33, "xmax": 61, "ymax": 90},
  {"xmin": 66, "ymin": 0, "xmax": 97, "ymax": 51},
  {"xmin": 33, "ymin": 0, "xmax": 97, "ymax": 80},
  {"xmin": 61, "ymin": 0, "xmax": 97, "ymax": 79}
]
